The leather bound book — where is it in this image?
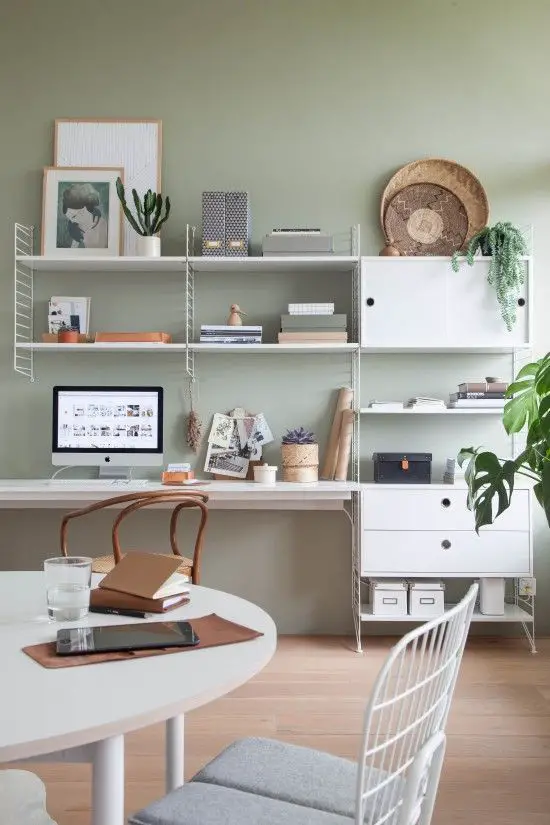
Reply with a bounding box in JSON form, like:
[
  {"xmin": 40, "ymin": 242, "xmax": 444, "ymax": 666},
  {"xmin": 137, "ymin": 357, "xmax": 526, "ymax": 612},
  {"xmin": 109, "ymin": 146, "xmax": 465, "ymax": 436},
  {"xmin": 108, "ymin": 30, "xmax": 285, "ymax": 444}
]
[
  {"xmin": 98, "ymin": 552, "xmax": 189, "ymax": 600},
  {"xmin": 90, "ymin": 587, "xmax": 190, "ymax": 613}
]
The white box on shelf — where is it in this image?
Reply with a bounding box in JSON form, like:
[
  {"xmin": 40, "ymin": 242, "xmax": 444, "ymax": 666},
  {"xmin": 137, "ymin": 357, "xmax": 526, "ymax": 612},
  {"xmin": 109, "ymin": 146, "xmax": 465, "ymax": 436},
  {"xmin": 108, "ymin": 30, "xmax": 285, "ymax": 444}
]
[
  {"xmin": 479, "ymin": 577, "xmax": 505, "ymax": 615},
  {"xmin": 369, "ymin": 579, "xmax": 408, "ymax": 616},
  {"xmin": 409, "ymin": 581, "xmax": 445, "ymax": 617}
]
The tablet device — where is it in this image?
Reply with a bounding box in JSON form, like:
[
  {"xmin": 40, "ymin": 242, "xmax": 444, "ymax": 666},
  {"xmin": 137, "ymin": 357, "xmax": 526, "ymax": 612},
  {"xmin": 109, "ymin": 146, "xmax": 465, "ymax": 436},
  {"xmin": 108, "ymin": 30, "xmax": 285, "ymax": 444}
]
[{"xmin": 56, "ymin": 620, "xmax": 199, "ymax": 656}]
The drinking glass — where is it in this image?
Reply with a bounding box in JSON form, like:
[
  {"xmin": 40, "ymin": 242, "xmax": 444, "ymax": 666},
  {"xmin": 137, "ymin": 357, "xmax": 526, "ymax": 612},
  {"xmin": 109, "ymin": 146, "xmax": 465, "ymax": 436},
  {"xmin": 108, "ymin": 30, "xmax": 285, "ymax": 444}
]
[{"xmin": 44, "ymin": 557, "xmax": 92, "ymax": 621}]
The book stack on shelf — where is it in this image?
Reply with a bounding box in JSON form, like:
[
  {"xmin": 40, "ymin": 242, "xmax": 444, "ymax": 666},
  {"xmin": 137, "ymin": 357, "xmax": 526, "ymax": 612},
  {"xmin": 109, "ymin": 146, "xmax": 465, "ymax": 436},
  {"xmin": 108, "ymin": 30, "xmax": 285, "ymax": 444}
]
[
  {"xmin": 448, "ymin": 380, "xmax": 508, "ymax": 409},
  {"xmin": 406, "ymin": 397, "xmax": 446, "ymax": 411},
  {"xmin": 200, "ymin": 325, "xmax": 262, "ymax": 344},
  {"xmin": 278, "ymin": 303, "xmax": 347, "ymax": 344}
]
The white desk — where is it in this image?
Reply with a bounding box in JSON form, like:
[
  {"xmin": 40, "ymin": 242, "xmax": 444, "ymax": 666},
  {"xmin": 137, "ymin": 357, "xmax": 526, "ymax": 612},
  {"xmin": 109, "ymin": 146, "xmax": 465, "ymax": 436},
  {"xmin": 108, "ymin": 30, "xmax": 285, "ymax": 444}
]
[
  {"xmin": 0, "ymin": 573, "xmax": 276, "ymax": 825},
  {"xmin": 0, "ymin": 479, "xmax": 358, "ymax": 510}
]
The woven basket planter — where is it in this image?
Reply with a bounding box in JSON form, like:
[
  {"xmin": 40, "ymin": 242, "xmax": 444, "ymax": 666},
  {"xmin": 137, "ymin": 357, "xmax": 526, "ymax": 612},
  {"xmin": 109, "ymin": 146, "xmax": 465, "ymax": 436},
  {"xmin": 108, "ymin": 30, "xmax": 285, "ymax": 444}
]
[{"xmin": 281, "ymin": 443, "xmax": 319, "ymax": 483}]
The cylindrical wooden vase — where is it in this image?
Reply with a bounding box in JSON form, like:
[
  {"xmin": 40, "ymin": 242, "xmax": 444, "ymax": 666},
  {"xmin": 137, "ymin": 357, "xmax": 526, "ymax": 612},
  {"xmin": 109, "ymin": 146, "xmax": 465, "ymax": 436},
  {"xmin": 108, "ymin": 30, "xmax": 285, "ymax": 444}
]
[{"xmin": 281, "ymin": 443, "xmax": 319, "ymax": 482}]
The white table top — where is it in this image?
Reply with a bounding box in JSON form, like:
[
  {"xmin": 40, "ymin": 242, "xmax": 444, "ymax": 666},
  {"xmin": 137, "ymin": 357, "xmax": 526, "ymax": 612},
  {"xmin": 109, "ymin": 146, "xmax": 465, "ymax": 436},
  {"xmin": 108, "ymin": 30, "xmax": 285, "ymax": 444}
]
[
  {"xmin": 0, "ymin": 573, "xmax": 276, "ymax": 761},
  {"xmin": 0, "ymin": 479, "xmax": 357, "ymax": 509}
]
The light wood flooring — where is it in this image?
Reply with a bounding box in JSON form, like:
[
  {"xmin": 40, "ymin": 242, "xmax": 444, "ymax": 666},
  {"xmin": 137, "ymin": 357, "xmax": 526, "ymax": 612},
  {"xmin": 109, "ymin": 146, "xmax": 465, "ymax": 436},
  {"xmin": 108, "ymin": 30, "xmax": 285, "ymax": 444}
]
[{"xmin": 6, "ymin": 635, "xmax": 550, "ymax": 824}]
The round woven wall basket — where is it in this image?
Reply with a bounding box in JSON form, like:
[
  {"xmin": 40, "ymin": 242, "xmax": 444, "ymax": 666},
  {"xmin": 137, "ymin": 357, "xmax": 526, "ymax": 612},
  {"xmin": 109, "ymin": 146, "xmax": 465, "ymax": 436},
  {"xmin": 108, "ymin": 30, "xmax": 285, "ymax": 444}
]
[
  {"xmin": 380, "ymin": 158, "xmax": 489, "ymax": 253},
  {"xmin": 384, "ymin": 183, "xmax": 469, "ymax": 256}
]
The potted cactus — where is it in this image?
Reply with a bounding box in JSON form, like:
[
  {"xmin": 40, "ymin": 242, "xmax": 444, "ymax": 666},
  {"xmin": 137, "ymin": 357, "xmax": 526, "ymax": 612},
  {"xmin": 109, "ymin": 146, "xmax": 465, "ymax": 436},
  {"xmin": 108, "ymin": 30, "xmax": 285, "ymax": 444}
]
[
  {"xmin": 281, "ymin": 427, "xmax": 319, "ymax": 483},
  {"xmin": 116, "ymin": 177, "xmax": 171, "ymax": 257}
]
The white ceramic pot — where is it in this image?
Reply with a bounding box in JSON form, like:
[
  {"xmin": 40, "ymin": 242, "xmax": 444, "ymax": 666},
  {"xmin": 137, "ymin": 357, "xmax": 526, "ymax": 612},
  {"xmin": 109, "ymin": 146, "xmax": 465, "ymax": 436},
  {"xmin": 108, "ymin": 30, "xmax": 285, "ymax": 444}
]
[
  {"xmin": 253, "ymin": 463, "xmax": 278, "ymax": 485},
  {"xmin": 136, "ymin": 236, "xmax": 161, "ymax": 257}
]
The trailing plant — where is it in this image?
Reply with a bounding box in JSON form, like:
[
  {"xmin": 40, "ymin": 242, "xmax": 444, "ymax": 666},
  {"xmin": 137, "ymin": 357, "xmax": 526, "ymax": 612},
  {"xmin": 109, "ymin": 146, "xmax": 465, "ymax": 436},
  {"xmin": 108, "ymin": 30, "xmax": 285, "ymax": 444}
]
[
  {"xmin": 451, "ymin": 222, "xmax": 527, "ymax": 332},
  {"xmin": 282, "ymin": 427, "xmax": 316, "ymax": 445},
  {"xmin": 459, "ymin": 351, "xmax": 550, "ymax": 531},
  {"xmin": 116, "ymin": 177, "xmax": 171, "ymax": 236}
]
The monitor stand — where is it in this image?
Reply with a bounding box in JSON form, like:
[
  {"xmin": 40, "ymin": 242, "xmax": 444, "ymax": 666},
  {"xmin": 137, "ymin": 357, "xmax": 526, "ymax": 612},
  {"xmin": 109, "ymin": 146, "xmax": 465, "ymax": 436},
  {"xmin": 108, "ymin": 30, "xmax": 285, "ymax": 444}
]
[{"xmin": 98, "ymin": 465, "xmax": 132, "ymax": 482}]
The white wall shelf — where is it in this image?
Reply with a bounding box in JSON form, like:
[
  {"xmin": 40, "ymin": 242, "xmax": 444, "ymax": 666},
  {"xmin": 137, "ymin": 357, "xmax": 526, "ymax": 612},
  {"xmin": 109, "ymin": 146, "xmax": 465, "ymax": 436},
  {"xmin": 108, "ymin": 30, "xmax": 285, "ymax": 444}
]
[
  {"xmin": 360, "ymin": 407, "xmax": 503, "ymax": 415},
  {"xmin": 360, "ymin": 603, "xmax": 533, "ymax": 623},
  {"xmin": 191, "ymin": 343, "xmax": 358, "ymax": 353},
  {"xmin": 361, "ymin": 346, "xmax": 531, "ymax": 354},
  {"xmin": 15, "ymin": 254, "xmax": 358, "ymax": 274},
  {"xmin": 15, "ymin": 342, "xmax": 359, "ymax": 354}
]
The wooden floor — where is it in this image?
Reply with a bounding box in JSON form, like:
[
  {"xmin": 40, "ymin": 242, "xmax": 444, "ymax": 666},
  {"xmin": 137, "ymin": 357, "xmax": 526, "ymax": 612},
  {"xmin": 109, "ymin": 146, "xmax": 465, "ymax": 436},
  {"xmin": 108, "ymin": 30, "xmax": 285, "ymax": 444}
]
[{"xmin": 6, "ymin": 635, "xmax": 550, "ymax": 824}]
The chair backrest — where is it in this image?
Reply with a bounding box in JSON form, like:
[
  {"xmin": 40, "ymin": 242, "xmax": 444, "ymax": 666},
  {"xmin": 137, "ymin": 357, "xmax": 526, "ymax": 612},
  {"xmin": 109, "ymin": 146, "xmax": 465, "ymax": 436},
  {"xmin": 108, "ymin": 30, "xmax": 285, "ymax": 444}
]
[
  {"xmin": 60, "ymin": 490, "xmax": 209, "ymax": 583},
  {"xmin": 355, "ymin": 583, "xmax": 478, "ymax": 825}
]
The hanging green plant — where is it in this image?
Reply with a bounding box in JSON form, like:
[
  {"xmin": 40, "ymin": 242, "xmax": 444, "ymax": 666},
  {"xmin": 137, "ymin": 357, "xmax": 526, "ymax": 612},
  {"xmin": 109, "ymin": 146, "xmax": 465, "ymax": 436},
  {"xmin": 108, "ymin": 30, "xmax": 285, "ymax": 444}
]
[{"xmin": 451, "ymin": 222, "xmax": 527, "ymax": 331}]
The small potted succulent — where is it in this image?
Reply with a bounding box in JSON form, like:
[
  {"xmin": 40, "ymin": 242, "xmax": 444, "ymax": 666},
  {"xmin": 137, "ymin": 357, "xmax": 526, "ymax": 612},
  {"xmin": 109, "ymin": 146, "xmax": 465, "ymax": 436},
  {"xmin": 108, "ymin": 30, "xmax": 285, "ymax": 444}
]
[
  {"xmin": 57, "ymin": 323, "xmax": 80, "ymax": 344},
  {"xmin": 116, "ymin": 177, "xmax": 171, "ymax": 257},
  {"xmin": 281, "ymin": 427, "xmax": 319, "ymax": 482}
]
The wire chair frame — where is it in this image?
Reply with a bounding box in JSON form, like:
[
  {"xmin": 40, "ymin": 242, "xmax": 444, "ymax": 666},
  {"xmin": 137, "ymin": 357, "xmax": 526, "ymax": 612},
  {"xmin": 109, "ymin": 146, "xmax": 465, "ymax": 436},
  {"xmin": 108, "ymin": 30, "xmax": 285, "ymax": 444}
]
[{"xmin": 355, "ymin": 584, "xmax": 478, "ymax": 825}]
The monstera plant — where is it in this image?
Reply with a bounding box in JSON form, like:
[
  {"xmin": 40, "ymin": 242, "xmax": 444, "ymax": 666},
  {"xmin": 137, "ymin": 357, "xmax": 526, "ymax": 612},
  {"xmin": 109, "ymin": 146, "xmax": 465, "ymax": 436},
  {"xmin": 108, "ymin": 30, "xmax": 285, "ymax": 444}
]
[{"xmin": 459, "ymin": 351, "xmax": 550, "ymax": 531}]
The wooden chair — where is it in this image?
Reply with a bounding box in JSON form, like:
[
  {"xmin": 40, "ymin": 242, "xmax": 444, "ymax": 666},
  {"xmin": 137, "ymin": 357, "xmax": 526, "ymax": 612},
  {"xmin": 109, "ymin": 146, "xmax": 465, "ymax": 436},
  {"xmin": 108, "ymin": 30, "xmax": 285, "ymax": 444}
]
[
  {"xmin": 129, "ymin": 585, "xmax": 478, "ymax": 825},
  {"xmin": 60, "ymin": 490, "xmax": 209, "ymax": 583}
]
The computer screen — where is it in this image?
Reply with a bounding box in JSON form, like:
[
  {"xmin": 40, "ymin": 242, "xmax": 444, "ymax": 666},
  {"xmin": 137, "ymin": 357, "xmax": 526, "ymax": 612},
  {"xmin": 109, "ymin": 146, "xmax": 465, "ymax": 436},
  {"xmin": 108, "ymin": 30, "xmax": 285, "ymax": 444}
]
[{"xmin": 52, "ymin": 386, "xmax": 164, "ymax": 467}]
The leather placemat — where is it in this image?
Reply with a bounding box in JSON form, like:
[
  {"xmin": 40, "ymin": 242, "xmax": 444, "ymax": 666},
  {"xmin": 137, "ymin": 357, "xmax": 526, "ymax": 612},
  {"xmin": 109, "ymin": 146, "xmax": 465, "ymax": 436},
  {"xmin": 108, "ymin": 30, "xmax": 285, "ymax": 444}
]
[{"xmin": 22, "ymin": 614, "xmax": 263, "ymax": 669}]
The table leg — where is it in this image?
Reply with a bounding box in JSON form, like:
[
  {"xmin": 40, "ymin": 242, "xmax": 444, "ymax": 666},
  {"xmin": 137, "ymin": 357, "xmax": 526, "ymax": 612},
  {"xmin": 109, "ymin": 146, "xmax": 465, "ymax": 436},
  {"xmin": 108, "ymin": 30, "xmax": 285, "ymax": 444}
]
[
  {"xmin": 92, "ymin": 734, "xmax": 124, "ymax": 825},
  {"xmin": 166, "ymin": 714, "xmax": 185, "ymax": 792}
]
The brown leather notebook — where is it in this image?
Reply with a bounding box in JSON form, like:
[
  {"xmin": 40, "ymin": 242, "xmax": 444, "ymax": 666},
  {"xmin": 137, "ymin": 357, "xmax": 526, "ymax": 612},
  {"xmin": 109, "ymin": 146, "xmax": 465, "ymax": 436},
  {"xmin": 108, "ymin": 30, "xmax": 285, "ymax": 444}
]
[
  {"xmin": 98, "ymin": 552, "xmax": 188, "ymax": 600},
  {"xmin": 90, "ymin": 587, "xmax": 190, "ymax": 613}
]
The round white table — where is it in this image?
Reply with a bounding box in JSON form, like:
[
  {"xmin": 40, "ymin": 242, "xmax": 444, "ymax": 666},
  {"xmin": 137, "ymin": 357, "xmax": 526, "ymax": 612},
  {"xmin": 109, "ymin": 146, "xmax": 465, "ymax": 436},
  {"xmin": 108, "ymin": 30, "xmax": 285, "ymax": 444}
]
[{"xmin": 0, "ymin": 573, "xmax": 276, "ymax": 825}]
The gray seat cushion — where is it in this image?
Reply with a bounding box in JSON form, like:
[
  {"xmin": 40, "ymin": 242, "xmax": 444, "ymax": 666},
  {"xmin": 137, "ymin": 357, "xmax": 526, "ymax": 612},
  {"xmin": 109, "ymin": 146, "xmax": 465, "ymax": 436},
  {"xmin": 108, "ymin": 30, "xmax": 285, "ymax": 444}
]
[
  {"xmin": 128, "ymin": 782, "xmax": 354, "ymax": 825},
  {"xmin": 192, "ymin": 737, "xmax": 397, "ymax": 820}
]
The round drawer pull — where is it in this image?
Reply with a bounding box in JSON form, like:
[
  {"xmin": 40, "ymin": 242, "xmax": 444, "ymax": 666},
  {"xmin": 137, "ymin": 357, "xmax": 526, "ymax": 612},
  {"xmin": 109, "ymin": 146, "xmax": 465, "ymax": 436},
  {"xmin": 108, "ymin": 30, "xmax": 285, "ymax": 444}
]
[
  {"xmin": 441, "ymin": 497, "xmax": 451, "ymax": 508},
  {"xmin": 518, "ymin": 297, "xmax": 526, "ymax": 307},
  {"xmin": 441, "ymin": 539, "xmax": 452, "ymax": 550},
  {"xmin": 366, "ymin": 297, "xmax": 375, "ymax": 307}
]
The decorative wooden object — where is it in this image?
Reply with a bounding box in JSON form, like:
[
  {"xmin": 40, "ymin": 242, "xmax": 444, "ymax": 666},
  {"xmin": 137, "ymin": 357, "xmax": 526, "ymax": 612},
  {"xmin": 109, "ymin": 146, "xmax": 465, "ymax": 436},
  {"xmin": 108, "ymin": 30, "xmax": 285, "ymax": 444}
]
[
  {"xmin": 334, "ymin": 408, "xmax": 354, "ymax": 481},
  {"xmin": 379, "ymin": 245, "xmax": 400, "ymax": 256},
  {"xmin": 227, "ymin": 304, "xmax": 246, "ymax": 325},
  {"xmin": 281, "ymin": 443, "xmax": 319, "ymax": 483},
  {"xmin": 161, "ymin": 470, "xmax": 196, "ymax": 485},
  {"xmin": 94, "ymin": 331, "xmax": 172, "ymax": 343},
  {"xmin": 320, "ymin": 387, "xmax": 353, "ymax": 480},
  {"xmin": 60, "ymin": 490, "xmax": 209, "ymax": 582}
]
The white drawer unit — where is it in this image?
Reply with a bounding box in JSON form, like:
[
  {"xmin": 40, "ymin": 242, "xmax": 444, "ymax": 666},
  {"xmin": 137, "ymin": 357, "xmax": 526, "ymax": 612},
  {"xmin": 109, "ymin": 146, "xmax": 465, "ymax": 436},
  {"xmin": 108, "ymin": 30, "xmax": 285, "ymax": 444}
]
[
  {"xmin": 362, "ymin": 487, "xmax": 530, "ymax": 532},
  {"xmin": 361, "ymin": 529, "xmax": 532, "ymax": 577}
]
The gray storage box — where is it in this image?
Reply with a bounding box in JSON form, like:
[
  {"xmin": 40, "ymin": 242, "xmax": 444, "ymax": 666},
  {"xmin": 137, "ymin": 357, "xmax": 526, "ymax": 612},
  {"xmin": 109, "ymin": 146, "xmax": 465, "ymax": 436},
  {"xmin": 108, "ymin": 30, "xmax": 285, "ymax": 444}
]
[
  {"xmin": 225, "ymin": 191, "xmax": 250, "ymax": 256},
  {"xmin": 262, "ymin": 232, "xmax": 334, "ymax": 256},
  {"xmin": 202, "ymin": 191, "xmax": 225, "ymax": 256}
]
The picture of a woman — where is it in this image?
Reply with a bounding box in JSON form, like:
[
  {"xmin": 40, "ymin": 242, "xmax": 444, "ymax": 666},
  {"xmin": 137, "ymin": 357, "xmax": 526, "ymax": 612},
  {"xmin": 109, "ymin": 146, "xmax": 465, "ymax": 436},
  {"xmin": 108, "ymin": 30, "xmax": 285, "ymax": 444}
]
[{"xmin": 57, "ymin": 181, "xmax": 110, "ymax": 249}]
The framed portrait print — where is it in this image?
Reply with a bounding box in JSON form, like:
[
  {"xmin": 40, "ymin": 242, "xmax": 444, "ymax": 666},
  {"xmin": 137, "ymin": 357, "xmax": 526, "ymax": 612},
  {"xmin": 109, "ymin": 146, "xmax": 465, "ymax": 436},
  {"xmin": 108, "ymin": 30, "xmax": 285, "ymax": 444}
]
[
  {"xmin": 54, "ymin": 119, "xmax": 162, "ymax": 255},
  {"xmin": 41, "ymin": 167, "xmax": 123, "ymax": 256}
]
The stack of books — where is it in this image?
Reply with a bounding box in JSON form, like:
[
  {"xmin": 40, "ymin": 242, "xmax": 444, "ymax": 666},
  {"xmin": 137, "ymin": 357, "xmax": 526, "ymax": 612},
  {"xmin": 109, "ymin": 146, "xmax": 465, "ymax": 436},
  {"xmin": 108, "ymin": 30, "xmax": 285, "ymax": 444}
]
[
  {"xmin": 200, "ymin": 324, "xmax": 262, "ymax": 344},
  {"xmin": 448, "ymin": 380, "xmax": 508, "ymax": 409},
  {"xmin": 278, "ymin": 304, "xmax": 347, "ymax": 344},
  {"xmin": 367, "ymin": 401, "xmax": 405, "ymax": 411},
  {"xmin": 406, "ymin": 397, "xmax": 446, "ymax": 411}
]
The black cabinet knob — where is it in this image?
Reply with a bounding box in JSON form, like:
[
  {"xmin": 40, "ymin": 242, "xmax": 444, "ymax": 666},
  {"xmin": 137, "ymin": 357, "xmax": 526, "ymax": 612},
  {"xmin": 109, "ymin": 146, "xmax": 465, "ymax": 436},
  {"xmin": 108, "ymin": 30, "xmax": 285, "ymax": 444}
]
[
  {"xmin": 518, "ymin": 297, "xmax": 526, "ymax": 307},
  {"xmin": 441, "ymin": 539, "xmax": 452, "ymax": 550},
  {"xmin": 366, "ymin": 298, "xmax": 375, "ymax": 307},
  {"xmin": 441, "ymin": 498, "xmax": 451, "ymax": 508}
]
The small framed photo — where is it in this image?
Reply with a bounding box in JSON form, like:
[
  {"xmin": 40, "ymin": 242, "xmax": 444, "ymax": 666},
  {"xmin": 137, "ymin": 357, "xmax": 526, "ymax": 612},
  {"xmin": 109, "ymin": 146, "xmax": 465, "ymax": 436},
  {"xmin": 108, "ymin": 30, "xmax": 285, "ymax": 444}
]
[{"xmin": 41, "ymin": 166, "xmax": 123, "ymax": 256}]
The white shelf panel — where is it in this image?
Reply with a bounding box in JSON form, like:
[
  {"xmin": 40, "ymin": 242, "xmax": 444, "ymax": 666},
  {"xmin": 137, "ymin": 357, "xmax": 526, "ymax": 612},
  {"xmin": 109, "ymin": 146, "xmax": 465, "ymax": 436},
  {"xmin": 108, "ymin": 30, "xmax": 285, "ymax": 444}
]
[
  {"xmin": 16, "ymin": 254, "xmax": 358, "ymax": 273},
  {"xmin": 191, "ymin": 343, "xmax": 359, "ymax": 353},
  {"xmin": 361, "ymin": 345, "xmax": 531, "ymax": 354},
  {"xmin": 360, "ymin": 603, "xmax": 533, "ymax": 623},
  {"xmin": 189, "ymin": 255, "xmax": 358, "ymax": 272},
  {"xmin": 16, "ymin": 343, "xmax": 190, "ymax": 352},
  {"xmin": 16, "ymin": 256, "xmax": 186, "ymax": 272},
  {"xmin": 360, "ymin": 407, "xmax": 503, "ymax": 415},
  {"xmin": 16, "ymin": 342, "xmax": 359, "ymax": 354}
]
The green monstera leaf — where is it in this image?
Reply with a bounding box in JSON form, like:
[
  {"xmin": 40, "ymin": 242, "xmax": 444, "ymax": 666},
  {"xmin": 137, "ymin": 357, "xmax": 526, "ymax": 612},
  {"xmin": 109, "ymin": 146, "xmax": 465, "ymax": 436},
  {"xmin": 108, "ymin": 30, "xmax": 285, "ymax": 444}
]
[{"xmin": 458, "ymin": 449, "xmax": 516, "ymax": 532}]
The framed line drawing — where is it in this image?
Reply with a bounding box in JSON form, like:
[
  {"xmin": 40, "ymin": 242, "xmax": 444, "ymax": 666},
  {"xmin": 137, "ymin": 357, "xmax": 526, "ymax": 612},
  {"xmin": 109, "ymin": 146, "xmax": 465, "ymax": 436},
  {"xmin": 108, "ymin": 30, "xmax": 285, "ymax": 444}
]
[
  {"xmin": 54, "ymin": 119, "xmax": 162, "ymax": 255},
  {"xmin": 41, "ymin": 166, "xmax": 123, "ymax": 257}
]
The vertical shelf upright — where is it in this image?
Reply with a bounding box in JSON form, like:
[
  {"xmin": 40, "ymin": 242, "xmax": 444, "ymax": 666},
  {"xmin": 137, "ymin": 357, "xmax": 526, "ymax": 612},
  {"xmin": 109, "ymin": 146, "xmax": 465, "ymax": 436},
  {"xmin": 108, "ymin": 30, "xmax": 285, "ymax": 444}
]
[{"xmin": 14, "ymin": 224, "xmax": 35, "ymax": 382}]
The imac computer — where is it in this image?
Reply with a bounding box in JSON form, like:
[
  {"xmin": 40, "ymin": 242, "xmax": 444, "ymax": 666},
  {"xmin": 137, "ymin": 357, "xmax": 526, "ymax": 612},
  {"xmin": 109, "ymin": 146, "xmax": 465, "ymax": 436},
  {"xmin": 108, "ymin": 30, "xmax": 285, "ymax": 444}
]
[{"xmin": 52, "ymin": 386, "xmax": 164, "ymax": 475}]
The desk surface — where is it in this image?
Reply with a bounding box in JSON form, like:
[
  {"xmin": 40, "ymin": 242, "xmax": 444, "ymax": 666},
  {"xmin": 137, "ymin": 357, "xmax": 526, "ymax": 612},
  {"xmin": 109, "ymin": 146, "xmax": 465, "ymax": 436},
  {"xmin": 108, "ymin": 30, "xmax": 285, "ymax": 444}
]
[
  {"xmin": 0, "ymin": 479, "xmax": 358, "ymax": 509},
  {"xmin": 0, "ymin": 573, "xmax": 276, "ymax": 761}
]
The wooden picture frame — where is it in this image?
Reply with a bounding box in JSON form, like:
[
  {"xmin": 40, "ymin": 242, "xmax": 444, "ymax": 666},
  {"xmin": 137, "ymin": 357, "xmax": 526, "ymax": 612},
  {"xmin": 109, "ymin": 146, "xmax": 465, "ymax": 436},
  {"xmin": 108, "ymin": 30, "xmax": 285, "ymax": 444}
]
[
  {"xmin": 54, "ymin": 119, "xmax": 162, "ymax": 255},
  {"xmin": 41, "ymin": 166, "xmax": 124, "ymax": 257}
]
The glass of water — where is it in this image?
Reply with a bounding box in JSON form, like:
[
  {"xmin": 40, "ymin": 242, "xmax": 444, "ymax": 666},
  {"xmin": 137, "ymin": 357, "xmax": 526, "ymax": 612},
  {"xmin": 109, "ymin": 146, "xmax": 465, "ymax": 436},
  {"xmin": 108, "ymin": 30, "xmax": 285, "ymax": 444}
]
[{"xmin": 44, "ymin": 557, "xmax": 92, "ymax": 621}]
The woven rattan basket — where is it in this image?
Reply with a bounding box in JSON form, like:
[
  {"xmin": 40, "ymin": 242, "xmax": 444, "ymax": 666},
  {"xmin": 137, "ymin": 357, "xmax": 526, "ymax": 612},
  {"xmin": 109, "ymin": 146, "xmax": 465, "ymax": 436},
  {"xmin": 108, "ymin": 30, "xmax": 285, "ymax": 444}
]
[
  {"xmin": 380, "ymin": 158, "xmax": 489, "ymax": 248},
  {"xmin": 281, "ymin": 443, "xmax": 319, "ymax": 483}
]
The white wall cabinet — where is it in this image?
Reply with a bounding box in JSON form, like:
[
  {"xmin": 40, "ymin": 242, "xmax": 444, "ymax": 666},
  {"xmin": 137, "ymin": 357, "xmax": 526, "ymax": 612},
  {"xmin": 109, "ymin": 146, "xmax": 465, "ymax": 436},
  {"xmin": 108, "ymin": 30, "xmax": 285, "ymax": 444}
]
[{"xmin": 360, "ymin": 256, "xmax": 531, "ymax": 349}]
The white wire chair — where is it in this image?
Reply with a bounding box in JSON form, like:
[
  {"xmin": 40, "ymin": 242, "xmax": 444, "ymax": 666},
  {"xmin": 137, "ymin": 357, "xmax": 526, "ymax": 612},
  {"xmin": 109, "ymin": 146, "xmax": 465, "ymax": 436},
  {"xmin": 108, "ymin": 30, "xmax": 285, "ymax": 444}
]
[{"xmin": 356, "ymin": 583, "xmax": 478, "ymax": 825}]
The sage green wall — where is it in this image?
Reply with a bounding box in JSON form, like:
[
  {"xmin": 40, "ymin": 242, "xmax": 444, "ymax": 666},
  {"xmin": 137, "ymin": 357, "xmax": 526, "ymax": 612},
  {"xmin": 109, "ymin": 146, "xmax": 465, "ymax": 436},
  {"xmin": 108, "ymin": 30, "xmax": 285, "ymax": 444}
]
[{"xmin": 1, "ymin": 0, "xmax": 549, "ymax": 633}]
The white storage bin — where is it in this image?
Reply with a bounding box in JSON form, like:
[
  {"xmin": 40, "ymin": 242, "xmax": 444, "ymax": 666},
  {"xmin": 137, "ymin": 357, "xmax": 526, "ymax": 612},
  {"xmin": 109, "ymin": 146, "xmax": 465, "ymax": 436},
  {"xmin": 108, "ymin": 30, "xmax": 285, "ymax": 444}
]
[
  {"xmin": 479, "ymin": 577, "xmax": 505, "ymax": 615},
  {"xmin": 409, "ymin": 581, "xmax": 445, "ymax": 617},
  {"xmin": 370, "ymin": 579, "xmax": 408, "ymax": 617}
]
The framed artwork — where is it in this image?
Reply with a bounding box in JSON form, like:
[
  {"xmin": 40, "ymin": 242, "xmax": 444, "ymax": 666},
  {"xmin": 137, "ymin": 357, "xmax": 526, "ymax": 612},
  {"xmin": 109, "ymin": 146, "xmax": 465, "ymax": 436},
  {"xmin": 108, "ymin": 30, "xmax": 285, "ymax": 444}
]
[
  {"xmin": 41, "ymin": 166, "xmax": 123, "ymax": 256},
  {"xmin": 54, "ymin": 119, "xmax": 162, "ymax": 254}
]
